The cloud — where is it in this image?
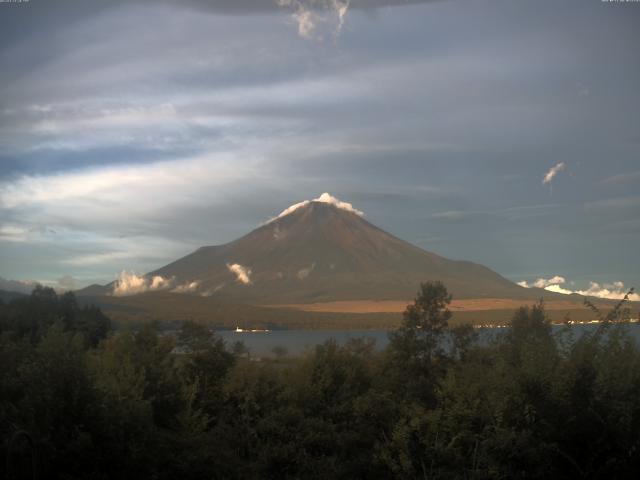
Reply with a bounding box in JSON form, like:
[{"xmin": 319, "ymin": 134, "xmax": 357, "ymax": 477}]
[
  {"xmin": 541, "ymin": 283, "xmax": 575, "ymax": 295},
  {"xmin": 227, "ymin": 263, "xmax": 252, "ymax": 284},
  {"xmin": 584, "ymin": 195, "xmax": 640, "ymax": 213},
  {"xmin": 272, "ymin": 199, "xmax": 311, "ymax": 219},
  {"xmin": 532, "ymin": 275, "xmax": 567, "ymax": 289},
  {"xmin": 112, "ymin": 271, "xmax": 174, "ymax": 296},
  {"xmin": 0, "ymin": 224, "xmax": 29, "ymax": 242},
  {"xmin": 0, "ymin": 154, "xmax": 249, "ymax": 210},
  {"xmin": 576, "ymin": 281, "xmax": 639, "ymax": 301},
  {"xmin": 0, "ymin": 153, "xmax": 260, "ymax": 252},
  {"xmin": 172, "ymin": 280, "xmax": 200, "ymax": 293},
  {"xmin": 518, "ymin": 275, "xmax": 639, "ymax": 301},
  {"xmin": 431, "ymin": 204, "xmax": 560, "ymax": 223},
  {"xmin": 542, "ymin": 162, "xmax": 566, "ymax": 185},
  {"xmin": 431, "ymin": 210, "xmax": 467, "ymax": 221},
  {"xmin": 318, "ymin": 193, "xmax": 360, "ymax": 216},
  {"xmin": 206, "ymin": 0, "xmax": 430, "ymax": 14},
  {"xmin": 56, "ymin": 275, "xmax": 78, "ymax": 290},
  {"xmin": 276, "ymin": 0, "xmax": 351, "ymax": 40},
  {"xmin": 517, "ymin": 275, "xmax": 571, "ymax": 291},
  {"xmin": 0, "ymin": 277, "xmax": 37, "ymax": 294},
  {"xmin": 2, "ymin": 0, "xmax": 639, "ymax": 291},
  {"xmin": 603, "ymin": 171, "xmax": 640, "ymax": 185},
  {"xmin": 333, "ymin": 0, "xmax": 350, "ymax": 35},
  {"xmin": 201, "ymin": 284, "xmax": 226, "ymax": 297},
  {"xmin": 278, "ymin": 0, "xmax": 320, "ymax": 39},
  {"xmin": 2, "ymin": 0, "xmax": 432, "ymax": 18},
  {"xmin": 270, "ymin": 192, "xmax": 364, "ymax": 222},
  {"xmin": 0, "ymin": 275, "xmax": 81, "ymax": 294},
  {"xmin": 63, "ymin": 251, "xmax": 140, "ymax": 266}
]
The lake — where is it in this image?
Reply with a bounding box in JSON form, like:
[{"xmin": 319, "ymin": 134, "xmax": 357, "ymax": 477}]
[{"xmin": 217, "ymin": 322, "xmax": 640, "ymax": 358}]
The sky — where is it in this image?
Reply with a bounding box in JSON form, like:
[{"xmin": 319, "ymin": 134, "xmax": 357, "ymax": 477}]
[{"xmin": 0, "ymin": 0, "xmax": 639, "ymax": 297}]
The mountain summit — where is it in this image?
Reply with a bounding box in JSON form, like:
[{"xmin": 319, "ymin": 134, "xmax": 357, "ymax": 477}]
[{"xmin": 90, "ymin": 193, "xmax": 533, "ymax": 303}]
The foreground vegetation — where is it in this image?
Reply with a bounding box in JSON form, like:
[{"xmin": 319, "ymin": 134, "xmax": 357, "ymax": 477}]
[{"xmin": 1, "ymin": 283, "xmax": 639, "ymax": 479}]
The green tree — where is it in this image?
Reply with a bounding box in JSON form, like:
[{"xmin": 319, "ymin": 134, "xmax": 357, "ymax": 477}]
[
  {"xmin": 386, "ymin": 281, "xmax": 452, "ymax": 404},
  {"xmin": 271, "ymin": 345, "xmax": 288, "ymax": 360},
  {"xmin": 450, "ymin": 323, "xmax": 478, "ymax": 360},
  {"xmin": 177, "ymin": 321, "xmax": 234, "ymax": 419},
  {"xmin": 232, "ymin": 339, "xmax": 249, "ymax": 358}
]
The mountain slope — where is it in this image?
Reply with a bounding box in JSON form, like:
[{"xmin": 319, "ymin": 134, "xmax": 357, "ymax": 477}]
[
  {"xmin": 144, "ymin": 199, "xmax": 533, "ymax": 303},
  {"xmin": 0, "ymin": 289, "xmax": 29, "ymax": 303}
]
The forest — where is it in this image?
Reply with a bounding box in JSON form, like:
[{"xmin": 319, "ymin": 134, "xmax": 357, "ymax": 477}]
[{"xmin": 1, "ymin": 282, "xmax": 639, "ymax": 479}]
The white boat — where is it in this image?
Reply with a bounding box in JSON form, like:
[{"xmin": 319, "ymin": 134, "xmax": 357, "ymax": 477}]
[{"xmin": 234, "ymin": 326, "xmax": 271, "ymax": 333}]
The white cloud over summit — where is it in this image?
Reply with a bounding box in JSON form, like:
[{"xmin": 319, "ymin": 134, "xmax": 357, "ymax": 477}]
[{"xmin": 271, "ymin": 192, "xmax": 363, "ymax": 222}]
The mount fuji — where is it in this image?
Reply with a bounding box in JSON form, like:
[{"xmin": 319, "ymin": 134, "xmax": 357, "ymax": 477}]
[{"xmin": 80, "ymin": 193, "xmax": 548, "ymax": 305}]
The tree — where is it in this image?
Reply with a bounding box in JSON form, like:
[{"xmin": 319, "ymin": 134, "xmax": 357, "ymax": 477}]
[
  {"xmin": 508, "ymin": 301, "xmax": 551, "ymax": 343},
  {"xmin": 450, "ymin": 323, "xmax": 478, "ymax": 360},
  {"xmin": 0, "ymin": 287, "xmax": 110, "ymax": 346},
  {"xmin": 391, "ymin": 281, "xmax": 452, "ymax": 355},
  {"xmin": 386, "ymin": 281, "xmax": 452, "ymax": 404},
  {"xmin": 232, "ymin": 340, "xmax": 249, "ymax": 358},
  {"xmin": 271, "ymin": 345, "xmax": 288, "ymax": 360},
  {"xmin": 177, "ymin": 321, "xmax": 235, "ymax": 418},
  {"xmin": 378, "ymin": 282, "xmax": 455, "ymax": 473}
]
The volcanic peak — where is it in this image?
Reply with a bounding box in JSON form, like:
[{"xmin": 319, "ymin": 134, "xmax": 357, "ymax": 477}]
[{"xmin": 268, "ymin": 193, "xmax": 364, "ymax": 223}]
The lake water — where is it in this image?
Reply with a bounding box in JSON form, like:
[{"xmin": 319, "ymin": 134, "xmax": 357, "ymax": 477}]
[{"xmin": 217, "ymin": 322, "xmax": 640, "ymax": 358}]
